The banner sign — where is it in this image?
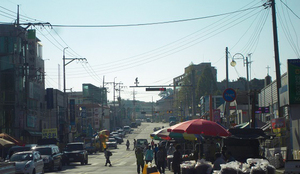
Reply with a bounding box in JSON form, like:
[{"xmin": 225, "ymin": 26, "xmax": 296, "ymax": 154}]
[
  {"xmin": 42, "ymin": 128, "xmax": 57, "ymax": 139},
  {"xmin": 288, "ymin": 59, "xmax": 300, "ymax": 104},
  {"xmin": 271, "ymin": 117, "xmax": 286, "ymax": 129},
  {"xmin": 213, "ymin": 109, "xmax": 221, "ymax": 123},
  {"xmin": 69, "ymin": 99, "xmax": 75, "ymax": 125}
]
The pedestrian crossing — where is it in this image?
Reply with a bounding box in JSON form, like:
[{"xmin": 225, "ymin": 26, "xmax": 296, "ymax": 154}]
[{"xmin": 91, "ymin": 161, "xmax": 137, "ymax": 166}]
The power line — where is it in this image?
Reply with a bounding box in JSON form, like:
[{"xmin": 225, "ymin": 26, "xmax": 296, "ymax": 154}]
[
  {"xmin": 60, "ymin": 6, "xmax": 265, "ymax": 76},
  {"xmin": 279, "ymin": 0, "xmax": 300, "ymax": 20},
  {"xmin": 49, "ymin": 5, "xmax": 264, "ymax": 28}
]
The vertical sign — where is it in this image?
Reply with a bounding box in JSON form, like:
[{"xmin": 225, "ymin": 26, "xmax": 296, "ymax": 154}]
[
  {"xmin": 46, "ymin": 88, "xmax": 54, "ymax": 109},
  {"xmin": 69, "ymin": 99, "xmax": 75, "ymax": 125},
  {"xmin": 81, "ymin": 107, "xmax": 86, "ymax": 133},
  {"xmin": 213, "ymin": 109, "xmax": 221, "ymax": 123},
  {"xmin": 288, "ymin": 59, "xmax": 300, "ymax": 104},
  {"xmin": 94, "ymin": 108, "xmax": 99, "ymax": 129},
  {"xmin": 27, "ymin": 29, "xmax": 36, "ymax": 79}
]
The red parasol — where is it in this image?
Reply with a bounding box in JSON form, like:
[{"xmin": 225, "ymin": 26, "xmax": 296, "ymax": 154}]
[{"xmin": 167, "ymin": 119, "xmax": 230, "ymax": 137}]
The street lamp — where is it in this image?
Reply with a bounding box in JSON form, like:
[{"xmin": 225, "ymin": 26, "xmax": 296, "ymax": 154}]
[{"xmin": 231, "ymin": 53, "xmax": 251, "ymax": 128}]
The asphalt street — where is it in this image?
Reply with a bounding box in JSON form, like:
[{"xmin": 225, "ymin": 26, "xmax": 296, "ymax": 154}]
[{"xmin": 47, "ymin": 122, "xmax": 171, "ymax": 174}]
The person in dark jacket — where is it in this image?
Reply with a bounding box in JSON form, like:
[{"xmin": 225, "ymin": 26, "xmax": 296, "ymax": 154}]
[
  {"xmin": 135, "ymin": 147, "xmax": 144, "ymax": 174},
  {"xmin": 104, "ymin": 148, "xmax": 112, "ymax": 167},
  {"xmin": 172, "ymin": 144, "xmax": 182, "ymax": 174},
  {"xmin": 156, "ymin": 146, "xmax": 166, "ymax": 174}
]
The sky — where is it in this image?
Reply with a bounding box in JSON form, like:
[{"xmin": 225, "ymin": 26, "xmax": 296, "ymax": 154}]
[{"xmin": 1, "ymin": 0, "xmax": 300, "ymax": 102}]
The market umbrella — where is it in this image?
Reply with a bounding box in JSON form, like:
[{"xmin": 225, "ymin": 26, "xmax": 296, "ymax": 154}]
[
  {"xmin": 150, "ymin": 127, "xmax": 203, "ymax": 141},
  {"xmin": 0, "ymin": 138, "xmax": 15, "ymax": 159},
  {"xmin": 150, "ymin": 127, "xmax": 171, "ymax": 140},
  {"xmin": 0, "ymin": 133, "xmax": 25, "ymax": 146},
  {"xmin": 167, "ymin": 119, "xmax": 231, "ymax": 137},
  {"xmin": 0, "ymin": 138, "xmax": 14, "ymax": 147}
]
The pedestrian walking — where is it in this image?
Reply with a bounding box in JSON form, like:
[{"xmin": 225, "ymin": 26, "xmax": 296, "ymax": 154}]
[
  {"xmin": 133, "ymin": 139, "xmax": 137, "ymax": 151},
  {"xmin": 167, "ymin": 143, "xmax": 176, "ymax": 170},
  {"xmin": 213, "ymin": 152, "xmax": 226, "ymax": 171},
  {"xmin": 104, "ymin": 148, "xmax": 112, "ymax": 167},
  {"xmin": 172, "ymin": 144, "xmax": 182, "ymax": 174},
  {"xmin": 157, "ymin": 146, "xmax": 166, "ymax": 174},
  {"xmin": 153, "ymin": 144, "xmax": 158, "ymax": 165},
  {"xmin": 126, "ymin": 139, "xmax": 130, "ymax": 150},
  {"xmin": 144, "ymin": 146, "xmax": 153, "ymax": 164},
  {"xmin": 151, "ymin": 140, "xmax": 154, "ymax": 149},
  {"xmin": 135, "ymin": 147, "xmax": 144, "ymax": 174}
]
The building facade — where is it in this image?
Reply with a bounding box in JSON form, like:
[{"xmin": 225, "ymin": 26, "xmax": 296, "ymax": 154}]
[{"xmin": 0, "ymin": 25, "xmax": 45, "ymax": 143}]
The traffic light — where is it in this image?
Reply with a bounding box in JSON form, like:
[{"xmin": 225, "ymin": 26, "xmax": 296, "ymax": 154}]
[{"xmin": 145, "ymin": 88, "xmax": 166, "ymax": 91}]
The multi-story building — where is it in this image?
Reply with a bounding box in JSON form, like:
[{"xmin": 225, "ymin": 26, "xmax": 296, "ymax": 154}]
[
  {"xmin": 173, "ymin": 62, "xmax": 217, "ymax": 117},
  {"xmin": 68, "ymin": 84, "xmax": 108, "ymax": 138},
  {"xmin": 0, "ymin": 25, "xmax": 45, "ymax": 143}
]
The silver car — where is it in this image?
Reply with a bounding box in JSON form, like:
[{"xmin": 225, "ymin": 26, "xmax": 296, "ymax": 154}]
[
  {"xmin": 106, "ymin": 138, "xmax": 118, "ymax": 149},
  {"xmin": 9, "ymin": 151, "xmax": 44, "ymax": 174}
]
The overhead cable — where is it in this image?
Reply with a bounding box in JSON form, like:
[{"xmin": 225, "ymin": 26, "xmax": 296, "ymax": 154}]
[{"xmin": 49, "ymin": 5, "xmax": 264, "ymax": 28}]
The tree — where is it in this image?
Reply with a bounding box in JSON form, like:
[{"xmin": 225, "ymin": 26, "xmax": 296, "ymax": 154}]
[
  {"xmin": 175, "ymin": 65, "xmax": 194, "ymax": 113},
  {"xmin": 196, "ymin": 65, "xmax": 217, "ymax": 101},
  {"xmin": 158, "ymin": 88, "xmax": 173, "ymax": 98}
]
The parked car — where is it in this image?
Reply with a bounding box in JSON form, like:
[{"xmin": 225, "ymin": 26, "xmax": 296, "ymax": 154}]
[
  {"xmin": 112, "ymin": 135, "xmax": 123, "ymax": 144},
  {"xmin": 33, "ymin": 145, "xmax": 62, "ymax": 171},
  {"xmin": 111, "ymin": 131, "xmax": 119, "ymax": 136},
  {"xmin": 84, "ymin": 138, "xmax": 97, "ymax": 154},
  {"xmin": 136, "ymin": 139, "xmax": 148, "ymax": 149},
  {"xmin": 9, "ymin": 151, "xmax": 44, "ymax": 174},
  {"xmin": 63, "ymin": 142, "xmax": 88, "ymax": 165},
  {"xmin": 117, "ymin": 130, "xmax": 125, "ymax": 137},
  {"xmin": 106, "ymin": 138, "xmax": 118, "ymax": 149},
  {"xmin": 169, "ymin": 121, "xmax": 176, "ymax": 126},
  {"xmin": 153, "ymin": 127, "xmax": 161, "ymax": 131},
  {"xmin": 136, "ymin": 119, "xmax": 141, "ymax": 126},
  {"xmin": 131, "ymin": 122, "xmax": 137, "ymax": 128},
  {"xmin": 6, "ymin": 144, "xmax": 37, "ymax": 160}
]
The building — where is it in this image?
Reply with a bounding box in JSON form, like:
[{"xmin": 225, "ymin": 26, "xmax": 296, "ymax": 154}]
[
  {"xmin": 173, "ymin": 62, "xmax": 217, "ymax": 117},
  {"xmin": 156, "ymin": 94, "xmax": 174, "ymax": 122},
  {"xmin": 0, "ymin": 25, "xmax": 45, "ymax": 143},
  {"xmin": 68, "ymin": 84, "xmax": 109, "ymax": 139},
  {"xmin": 45, "ymin": 88, "xmax": 65, "ymax": 142},
  {"xmin": 200, "ymin": 95, "xmax": 224, "ymax": 121}
]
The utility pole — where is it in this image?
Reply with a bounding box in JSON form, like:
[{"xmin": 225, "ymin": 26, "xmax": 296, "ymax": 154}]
[
  {"xmin": 271, "ymin": 0, "xmax": 282, "ymax": 117},
  {"xmin": 133, "ymin": 89, "xmax": 136, "ymax": 121},
  {"xmin": 105, "ymin": 78, "xmax": 123, "ymax": 130},
  {"xmin": 101, "ymin": 76, "xmax": 105, "ymax": 130},
  {"xmin": 225, "ymin": 47, "xmax": 230, "ymax": 128},
  {"xmin": 246, "ymin": 56, "xmax": 251, "ymax": 128},
  {"xmin": 191, "ymin": 68, "xmax": 196, "ymax": 117},
  {"xmin": 63, "ymin": 49, "xmax": 86, "ymax": 143}
]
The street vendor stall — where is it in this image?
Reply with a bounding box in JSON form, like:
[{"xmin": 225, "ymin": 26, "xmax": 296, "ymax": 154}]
[{"xmin": 224, "ymin": 128, "xmax": 269, "ymax": 162}]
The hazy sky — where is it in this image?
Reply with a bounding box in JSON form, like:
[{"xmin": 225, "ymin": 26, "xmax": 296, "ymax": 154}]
[{"xmin": 1, "ymin": 0, "xmax": 300, "ymax": 102}]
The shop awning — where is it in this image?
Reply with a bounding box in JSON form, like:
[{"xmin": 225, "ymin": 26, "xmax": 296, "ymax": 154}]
[{"xmin": 23, "ymin": 130, "xmax": 42, "ymax": 137}]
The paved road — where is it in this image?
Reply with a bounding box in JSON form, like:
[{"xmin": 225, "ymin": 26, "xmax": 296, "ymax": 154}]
[{"xmin": 47, "ymin": 122, "xmax": 172, "ymax": 174}]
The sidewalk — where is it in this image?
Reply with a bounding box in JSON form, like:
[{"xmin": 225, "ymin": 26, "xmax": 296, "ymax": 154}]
[{"xmin": 156, "ymin": 168, "xmax": 286, "ymax": 174}]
